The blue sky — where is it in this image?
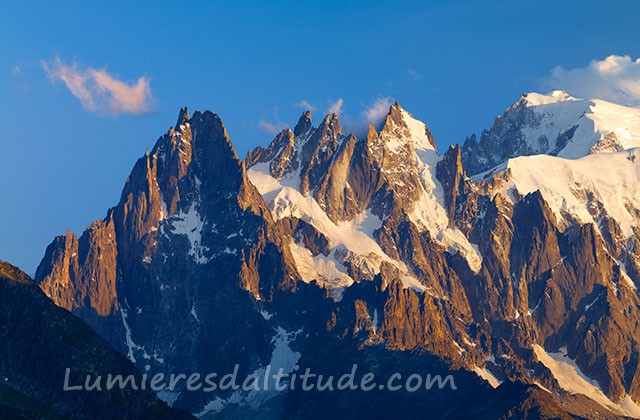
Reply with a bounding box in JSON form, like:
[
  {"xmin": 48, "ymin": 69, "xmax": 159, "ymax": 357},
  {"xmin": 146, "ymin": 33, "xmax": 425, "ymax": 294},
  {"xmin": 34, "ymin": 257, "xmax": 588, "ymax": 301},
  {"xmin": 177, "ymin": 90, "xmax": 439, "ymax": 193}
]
[{"xmin": 2, "ymin": 0, "xmax": 640, "ymax": 272}]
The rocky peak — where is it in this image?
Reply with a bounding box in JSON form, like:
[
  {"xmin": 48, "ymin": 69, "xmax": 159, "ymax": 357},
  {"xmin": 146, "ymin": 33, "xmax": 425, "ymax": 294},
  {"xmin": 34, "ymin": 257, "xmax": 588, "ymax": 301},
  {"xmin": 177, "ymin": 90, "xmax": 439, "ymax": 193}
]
[
  {"xmin": 245, "ymin": 128, "xmax": 297, "ymax": 180},
  {"xmin": 38, "ymin": 106, "xmax": 284, "ymax": 307},
  {"xmin": 294, "ymin": 110, "xmax": 312, "ymax": 137},
  {"xmin": 319, "ymin": 112, "xmax": 342, "ymax": 137},
  {"xmin": 378, "ymin": 101, "xmax": 404, "ymax": 131},
  {"xmin": 299, "ymin": 112, "xmax": 344, "ymax": 194},
  {"xmin": 0, "ymin": 259, "xmax": 31, "ymax": 284},
  {"xmin": 189, "ymin": 110, "xmax": 239, "ymax": 166},
  {"xmin": 356, "ymin": 106, "xmax": 434, "ymax": 217},
  {"xmin": 36, "ymin": 214, "xmax": 119, "ymax": 320},
  {"xmin": 377, "ymin": 102, "xmax": 437, "ymax": 153},
  {"xmin": 510, "ymin": 190, "xmax": 562, "ymax": 279},
  {"xmin": 176, "ymin": 106, "xmax": 190, "ymax": 127},
  {"xmin": 313, "ymin": 133, "xmax": 360, "ymax": 222},
  {"xmin": 436, "ymin": 145, "xmax": 467, "ymax": 227}
]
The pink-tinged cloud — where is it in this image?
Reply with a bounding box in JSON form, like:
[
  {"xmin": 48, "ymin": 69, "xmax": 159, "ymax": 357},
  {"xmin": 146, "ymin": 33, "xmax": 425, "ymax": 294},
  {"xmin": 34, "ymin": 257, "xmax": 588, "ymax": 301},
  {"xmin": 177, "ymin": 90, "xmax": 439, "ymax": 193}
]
[{"xmin": 41, "ymin": 57, "xmax": 154, "ymax": 115}]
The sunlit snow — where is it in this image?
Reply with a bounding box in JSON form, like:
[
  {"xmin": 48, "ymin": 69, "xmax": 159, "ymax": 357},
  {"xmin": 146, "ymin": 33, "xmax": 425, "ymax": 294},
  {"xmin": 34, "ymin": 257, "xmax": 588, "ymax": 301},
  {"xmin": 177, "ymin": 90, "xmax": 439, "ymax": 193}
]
[{"xmin": 533, "ymin": 344, "xmax": 640, "ymax": 418}]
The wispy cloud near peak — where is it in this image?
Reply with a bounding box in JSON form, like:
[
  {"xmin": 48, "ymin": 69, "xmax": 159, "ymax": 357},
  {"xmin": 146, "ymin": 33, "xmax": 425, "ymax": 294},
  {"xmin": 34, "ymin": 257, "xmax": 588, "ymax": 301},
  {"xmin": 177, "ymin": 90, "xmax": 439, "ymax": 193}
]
[
  {"xmin": 327, "ymin": 98, "xmax": 344, "ymax": 115},
  {"xmin": 337, "ymin": 97, "xmax": 394, "ymax": 136},
  {"xmin": 41, "ymin": 57, "xmax": 154, "ymax": 115},
  {"xmin": 295, "ymin": 100, "xmax": 316, "ymax": 112},
  {"xmin": 406, "ymin": 68, "xmax": 421, "ymax": 81},
  {"xmin": 362, "ymin": 97, "xmax": 394, "ymax": 127},
  {"xmin": 258, "ymin": 120, "xmax": 285, "ymax": 135}
]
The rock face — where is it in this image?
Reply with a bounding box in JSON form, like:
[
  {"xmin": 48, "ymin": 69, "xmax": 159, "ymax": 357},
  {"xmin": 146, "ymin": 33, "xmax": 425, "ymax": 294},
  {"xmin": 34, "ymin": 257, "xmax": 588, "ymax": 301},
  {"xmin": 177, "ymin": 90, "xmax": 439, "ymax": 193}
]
[
  {"xmin": 32, "ymin": 97, "xmax": 640, "ymax": 418},
  {"xmin": 35, "ymin": 109, "xmax": 301, "ymax": 412},
  {"xmin": 0, "ymin": 260, "xmax": 190, "ymax": 420},
  {"xmin": 37, "ymin": 221, "xmax": 118, "ymax": 318}
]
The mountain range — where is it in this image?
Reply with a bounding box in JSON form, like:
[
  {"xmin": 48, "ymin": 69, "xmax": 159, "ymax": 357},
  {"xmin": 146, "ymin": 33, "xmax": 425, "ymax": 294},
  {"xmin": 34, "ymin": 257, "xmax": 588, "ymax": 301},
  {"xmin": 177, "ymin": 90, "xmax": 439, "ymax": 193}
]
[{"xmin": 4, "ymin": 90, "xmax": 640, "ymax": 418}]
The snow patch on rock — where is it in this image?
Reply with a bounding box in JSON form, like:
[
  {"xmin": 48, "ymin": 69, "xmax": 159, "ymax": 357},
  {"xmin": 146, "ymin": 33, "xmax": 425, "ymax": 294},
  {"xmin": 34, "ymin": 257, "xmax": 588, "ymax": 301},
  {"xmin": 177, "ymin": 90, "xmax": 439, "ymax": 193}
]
[
  {"xmin": 169, "ymin": 202, "xmax": 209, "ymax": 264},
  {"xmin": 533, "ymin": 344, "xmax": 639, "ymax": 418},
  {"xmin": 473, "ymin": 366, "xmax": 502, "ymax": 389}
]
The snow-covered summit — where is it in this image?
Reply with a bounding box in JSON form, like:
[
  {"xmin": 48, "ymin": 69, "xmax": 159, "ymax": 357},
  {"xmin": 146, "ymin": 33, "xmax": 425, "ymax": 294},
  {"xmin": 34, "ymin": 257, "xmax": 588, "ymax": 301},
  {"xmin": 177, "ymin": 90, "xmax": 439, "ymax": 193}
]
[
  {"xmin": 463, "ymin": 90, "xmax": 640, "ymax": 175},
  {"xmin": 520, "ymin": 90, "xmax": 578, "ymax": 106},
  {"xmin": 377, "ymin": 102, "xmax": 438, "ymax": 153}
]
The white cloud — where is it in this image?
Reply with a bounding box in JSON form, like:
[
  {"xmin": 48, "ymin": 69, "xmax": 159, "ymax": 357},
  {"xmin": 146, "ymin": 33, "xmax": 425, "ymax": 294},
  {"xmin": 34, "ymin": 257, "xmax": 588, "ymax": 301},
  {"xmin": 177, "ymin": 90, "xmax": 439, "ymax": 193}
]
[
  {"xmin": 362, "ymin": 97, "xmax": 394, "ymax": 127},
  {"xmin": 259, "ymin": 97, "xmax": 396, "ymax": 138},
  {"xmin": 338, "ymin": 97, "xmax": 395, "ymax": 136},
  {"xmin": 295, "ymin": 100, "xmax": 315, "ymax": 112},
  {"xmin": 542, "ymin": 55, "xmax": 640, "ymax": 107},
  {"xmin": 258, "ymin": 105, "xmax": 287, "ymax": 135},
  {"xmin": 327, "ymin": 98, "xmax": 344, "ymax": 115},
  {"xmin": 406, "ymin": 68, "xmax": 421, "ymax": 81},
  {"xmin": 41, "ymin": 57, "xmax": 154, "ymax": 115},
  {"xmin": 258, "ymin": 120, "xmax": 285, "ymax": 135}
]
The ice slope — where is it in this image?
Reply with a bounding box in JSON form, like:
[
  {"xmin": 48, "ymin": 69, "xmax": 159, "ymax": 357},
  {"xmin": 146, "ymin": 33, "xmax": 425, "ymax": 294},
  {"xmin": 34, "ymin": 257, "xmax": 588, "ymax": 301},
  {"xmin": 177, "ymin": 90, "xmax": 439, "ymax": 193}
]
[
  {"xmin": 496, "ymin": 148, "xmax": 640, "ymax": 239},
  {"xmin": 248, "ymin": 162, "xmax": 397, "ymax": 289},
  {"xmin": 518, "ymin": 91, "xmax": 640, "ymax": 158},
  {"xmin": 410, "ymin": 145, "xmax": 483, "ymax": 273},
  {"xmin": 533, "ymin": 344, "xmax": 640, "ymax": 418}
]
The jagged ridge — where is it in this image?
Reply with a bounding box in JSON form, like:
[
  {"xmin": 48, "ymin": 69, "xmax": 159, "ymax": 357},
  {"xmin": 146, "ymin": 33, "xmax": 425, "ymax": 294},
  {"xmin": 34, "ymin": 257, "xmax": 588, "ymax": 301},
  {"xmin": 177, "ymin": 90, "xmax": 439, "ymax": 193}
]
[{"xmin": 31, "ymin": 96, "xmax": 640, "ymax": 418}]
